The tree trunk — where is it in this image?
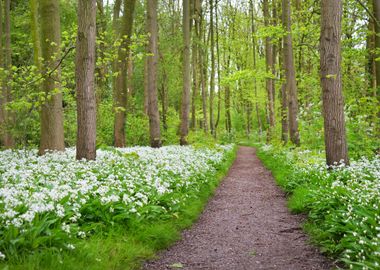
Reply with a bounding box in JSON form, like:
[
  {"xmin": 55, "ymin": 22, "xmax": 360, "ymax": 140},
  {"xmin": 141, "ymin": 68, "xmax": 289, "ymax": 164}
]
[
  {"xmin": 209, "ymin": 0, "xmax": 215, "ymax": 136},
  {"xmin": 2, "ymin": 0, "xmax": 13, "ymax": 147},
  {"xmin": 263, "ymin": 0, "xmax": 275, "ymax": 141},
  {"xmin": 38, "ymin": 0, "xmax": 65, "ymax": 155},
  {"xmin": 146, "ymin": 0, "xmax": 161, "ymax": 148},
  {"xmin": 199, "ymin": 2, "xmax": 208, "ymax": 132},
  {"xmin": 215, "ymin": 1, "xmax": 222, "ymax": 132},
  {"xmin": 95, "ymin": 0, "xmax": 108, "ymax": 107},
  {"xmin": 180, "ymin": 0, "xmax": 191, "ymax": 145},
  {"xmin": 113, "ymin": 0, "xmax": 136, "ymax": 147},
  {"xmin": 249, "ymin": 0, "xmax": 262, "ymax": 137},
  {"xmin": 0, "ymin": 0, "xmax": 4, "ymax": 146},
  {"xmin": 282, "ymin": 0, "xmax": 300, "ymax": 146},
  {"xmin": 373, "ymin": 0, "xmax": 380, "ymax": 97},
  {"xmin": 320, "ymin": 0, "xmax": 349, "ymax": 166},
  {"xmin": 366, "ymin": 16, "xmax": 376, "ymax": 91},
  {"xmin": 191, "ymin": 0, "xmax": 200, "ymax": 130},
  {"xmin": 76, "ymin": 0, "xmax": 97, "ymax": 160},
  {"xmin": 280, "ymin": 38, "xmax": 288, "ymax": 143}
]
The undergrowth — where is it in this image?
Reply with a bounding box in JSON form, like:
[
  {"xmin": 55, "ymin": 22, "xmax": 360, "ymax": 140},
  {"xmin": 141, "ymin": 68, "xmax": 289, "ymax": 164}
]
[
  {"xmin": 0, "ymin": 145, "xmax": 236, "ymax": 270},
  {"xmin": 256, "ymin": 144, "xmax": 380, "ymax": 270}
]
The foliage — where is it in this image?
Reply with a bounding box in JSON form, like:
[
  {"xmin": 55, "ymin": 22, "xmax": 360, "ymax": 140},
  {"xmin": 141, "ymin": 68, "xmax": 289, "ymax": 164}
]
[
  {"xmin": 0, "ymin": 144, "xmax": 235, "ymax": 268},
  {"xmin": 257, "ymin": 144, "xmax": 380, "ymax": 269}
]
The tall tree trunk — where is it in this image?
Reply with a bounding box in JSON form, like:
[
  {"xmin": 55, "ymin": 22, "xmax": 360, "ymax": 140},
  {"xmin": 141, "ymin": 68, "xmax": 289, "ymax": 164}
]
[
  {"xmin": 282, "ymin": 0, "xmax": 300, "ymax": 146},
  {"xmin": 0, "ymin": 0, "xmax": 4, "ymax": 146},
  {"xmin": 159, "ymin": 68, "xmax": 168, "ymax": 131},
  {"xmin": 263, "ymin": 0, "xmax": 275, "ymax": 141},
  {"xmin": 38, "ymin": 0, "xmax": 65, "ymax": 155},
  {"xmin": 215, "ymin": 1, "xmax": 222, "ymax": 132},
  {"xmin": 113, "ymin": 0, "xmax": 136, "ymax": 147},
  {"xmin": 95, "ymin": 0, "xmax": 108, "ymax": 107},
  {"xmin": 366, "ymin": 16, "xmax": 376, "ymax": 91},
  {"xmin": 320, "ymin": 0, "xmax": 349, "ymax": 166},
  {"xmin": 199, "ymin": 2, "xmax": 208, "ymax": 132},
  {"xmin": 2, "ymin": 0, "xmax": 13, "ymax": 147},
  {"xmin": 76, "ymin": 0, "xmax": 97, "ymax": 160},
  {"xmin": 280, "ymin": 38, "xmax": 288, "ymax": 143},
  {"xmin": 30, "ymin": 0, "xmax": 41, "ymax": 72},
  {"xmin": 249, "ymin": 0, "xmax": 262, "ymax": 137},
  {"xmin": 373, "ymin": 0, "xmax": 380, "ymax": 96},
  {"xmin": 180, "ymin": 0, "xmax": 191, "ymax": 145},
  {"xmin": 191, "ymin": 0, "xmax": 200, "ymax": 130},
  {"xmin": 146, "ymin": 0, "xmax": 161, "ymax": 148},
  {"xmin": 209, "ymin": 0, "xmax": 215, "ymax": 136}
]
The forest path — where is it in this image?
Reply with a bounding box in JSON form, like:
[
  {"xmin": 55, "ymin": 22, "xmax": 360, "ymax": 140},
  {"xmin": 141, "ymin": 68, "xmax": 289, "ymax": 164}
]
[{"xmin": 143, "ymin": 146, "xmax": 332, "ymax": 270}]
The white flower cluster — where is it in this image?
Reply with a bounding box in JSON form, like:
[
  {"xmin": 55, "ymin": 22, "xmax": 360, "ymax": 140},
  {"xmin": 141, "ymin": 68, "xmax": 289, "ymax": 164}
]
[
  {"xmin": 0, "ymin": 144, "xmax": 233, "ymax": 257},
  {"xmin": 260, "ymin": 144, "xmax": 380, "ymax": 268}
]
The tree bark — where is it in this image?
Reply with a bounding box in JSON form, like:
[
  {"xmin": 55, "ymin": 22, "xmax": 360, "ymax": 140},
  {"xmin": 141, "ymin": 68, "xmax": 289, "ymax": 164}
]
[
  {"xmin": 209, "ymin": 0, "xmax": 215, "ymax": 136},
  {"xmin": 95, "ymin": 0, "xmax": 108, "ymax": 107},
  {"xmin": 373, "ymin": 0, "xmax": 380, "ymax": 97},
  {"xmin": 263, "ymin": 0, "xmax": 275, "ymax": 141},
  {"xmin": 282, "ymin": 0, "xmax": 300, "ymax": 146},
  {"xmin": 190, "ymin": 0, "xmax": 200, "ymax": 130},
  {"xmin": 0, "ymin": 0, "xmax": 4, "ymax": 146},
  {"xmin": 249, "ymin": 0, "xmax": 262, "ymax": 137},
  {"xmin": 280, "ymin": 38, "xmax": 288, "ymax": 143},
  {"xmin": 180, "ymin": 0, "xmax": 191, "ymax": 145},
  {"xmin": 2, "ymin": 0, "xmax": 13, "ymax": 147},
  {"xmin": 146, "ymin": 0, "xmax": 161, "ymax": 148},
  {"xmin": 320, "ymin": 0, "xmax": 349, "ymax": 166},
  {"xmin": 366, "ymin": 16, "xmax": 376, "ymax": 91},
  {"xmin": 198, "ymin": 1, "xmax": 208, "ymax": 132},
  {"xmin": 215, "ymin": 1, "xmax": 222, "ymax": 132},
  {"xmin": 113, "ymin": 0, "xmax": 136, "ymax": 147},
  {"xmin": 38, "ymin": 0, "xmax": 65, "ymax": 155},
  {"xmin": 76, "ymin": 0, "xmax": 97, "ymax": 160}
]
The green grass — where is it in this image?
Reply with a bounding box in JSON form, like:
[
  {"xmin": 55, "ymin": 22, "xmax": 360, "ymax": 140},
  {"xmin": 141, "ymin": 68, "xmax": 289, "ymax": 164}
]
[{"xmin": 0, "ymin": 147, "xmax": 237, "ymax": 270}]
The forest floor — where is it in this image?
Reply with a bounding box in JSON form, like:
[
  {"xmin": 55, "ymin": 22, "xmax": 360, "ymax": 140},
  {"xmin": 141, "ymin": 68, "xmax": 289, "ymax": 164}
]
[{"xmin": 143, "ymin": 146, "xmax": 333, "ymax": 270}]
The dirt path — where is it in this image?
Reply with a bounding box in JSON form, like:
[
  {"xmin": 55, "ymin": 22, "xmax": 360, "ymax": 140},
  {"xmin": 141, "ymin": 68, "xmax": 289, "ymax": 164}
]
[{"xmin": 144, "ymin": 146, "xmax": 332, "ymax": 270}]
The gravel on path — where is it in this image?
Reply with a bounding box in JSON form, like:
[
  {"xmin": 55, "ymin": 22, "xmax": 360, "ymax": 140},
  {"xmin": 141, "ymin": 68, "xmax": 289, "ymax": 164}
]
[{"xmin": 143, "ymin": 146, "xmax": 333, "ymax": 270}]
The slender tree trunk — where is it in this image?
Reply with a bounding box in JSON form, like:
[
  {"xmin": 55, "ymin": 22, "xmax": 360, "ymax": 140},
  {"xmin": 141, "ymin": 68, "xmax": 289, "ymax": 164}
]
[
  {"xmin": 191, "ymin": 0, "xmax": 200, "ymax": 130},
  {"xmin": 250, "ymin": 5, "xmax": 259, "ymax": 131},
  {"xmin": 30, "ymin": 0, "xmax": 41, "ymax": 72},
  {"xmin": 366, "ymin": 16, "xmax": 376, "ymax": 91},
  {"xmin": 76, "ymin": 0, "xmax": 97, "ymax": 160},
  {"xmin": 249, "ymin": 0, "xmax": 262, "ymax": 137},
  {"xmin": 282, "ymin": 0, "xmax": 300, "ymax": 146},
  {"xmin": 146, "ymin": 0, "xmax": 161, "ymax": 148},
  {"xmin": 159, "ymin": 69, "xmax": 168, "ymax": 131},
  {"xmin": 320, "ymin": 0, "xmax": 349, "ymax": 166},
  {"xmin": 373, "ymin": 0, "xmax": 380, "ymax": 96},
  {"xmin": 199, "ymin": 2, "xmax": 208, "ymax": 132},
  {"xmin": 215, "ymin": 1, "xmax": 221, "ymax": 132},
  {"xmin": 280, "ymin": 38, "xmax": 288, "ymax": 143},
  {"xmin": 113, "ymin": 0, "xmax": 136, "ymax": 147},
  {"xmin": 263, "ymin": 0, "xmax": 275, "ymax": 141},
  {"xmin": 38, "ymin": 0, "xmax": 65, "ymax": 155},
  {"xmin": 180, "ymin": 0, "xmax": 191, "ymax": 145},
  {"xmin": 2, "ymin": 0, "xmax": 13, "ymax": 147},
  {"xmin": 95, "ymin": 0, "xmax": 108, "ymax": 108},
  {"xmin": 0, "ymin": 0, "xmax": 4, "ymax": 146},
  {"xmin": 209, "ymin": 0, "xmax": 215, "ymax": 136}
]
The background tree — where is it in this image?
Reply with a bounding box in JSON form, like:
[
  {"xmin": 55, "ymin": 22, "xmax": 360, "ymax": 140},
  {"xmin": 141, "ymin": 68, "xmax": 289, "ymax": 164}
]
[
  {"xmin": 282, "ymin": 0, "xmax": 300, "ymax": 146},
  {"xmin": 320, "ymin": 0, "xmax": 349, "ymax": 165},
  {"xmin": 146, "ymin": 0, "xmax": 161, "ymax": 148},
  {"xmin": 113, "ymin": 0, "xmax": 136, "ymax": 147},
  {"xmin": 180, "ymin": 0, "xmax": 191, "ymax": 145},
  {"xmin": 76, "ymin": 0, "xmax": 97, "ymax": 160},
  {"xmin": 38, "ymin": 0, "xmax": 65, "ymax": 155}
]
